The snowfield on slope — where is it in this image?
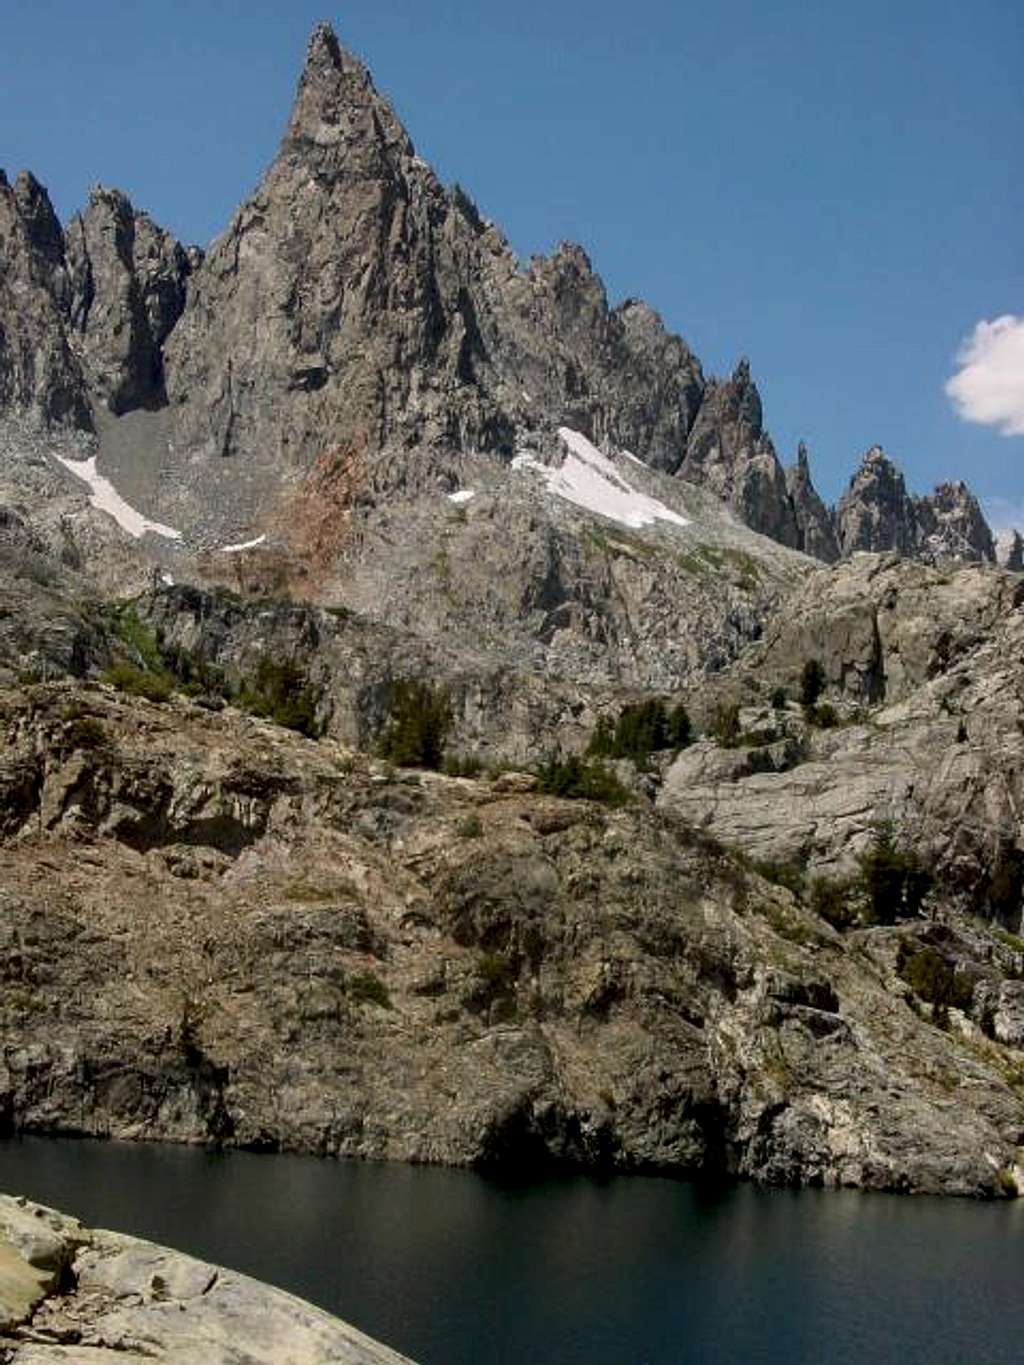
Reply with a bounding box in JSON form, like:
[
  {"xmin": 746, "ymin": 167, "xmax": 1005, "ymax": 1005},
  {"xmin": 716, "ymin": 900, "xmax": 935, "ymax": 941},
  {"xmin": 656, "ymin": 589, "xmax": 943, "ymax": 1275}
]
[
  {"xmin": 55, "ymin": 454, "xmax": 183, "ymax": 541},
  {"xmin": 512, "ymin": 427, "xmax": 690, "ymax": 530}
]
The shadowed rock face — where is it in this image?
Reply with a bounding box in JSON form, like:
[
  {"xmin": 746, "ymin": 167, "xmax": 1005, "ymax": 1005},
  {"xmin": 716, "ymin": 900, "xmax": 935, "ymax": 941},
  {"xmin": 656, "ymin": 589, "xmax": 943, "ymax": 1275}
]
[
  {"xmin": 65, "ymin": 186, "xmax": 196, "ymax": 413},
  {"xmin": 0, "ymin": 172, "xmax": 91, "ymax": 428}
]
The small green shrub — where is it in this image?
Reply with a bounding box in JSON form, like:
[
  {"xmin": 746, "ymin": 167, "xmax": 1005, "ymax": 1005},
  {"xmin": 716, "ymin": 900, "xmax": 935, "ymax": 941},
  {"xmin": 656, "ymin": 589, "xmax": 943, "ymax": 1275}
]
[
  {"xmin": 106, "ymin": 604, "xmax": 166, "ymax": 674},
  {"xmin": 805, "ymin": 701, "xmax": 839, "ymax": 729},
  {"xmin": 588, "ymin": 698, "xmax": 692, "ymax": 764},
  {"xmin": 443, "ymin": 753, "xmax": 484, "ymax": 778},
  {"xmin": 64, "ymin": 715, "xmax": 108, "ymax": 751},
  {"xmin": 238, "ymin": 658, "xmax": 320, "ymax": 737},
  {"xmin": 457, "ymin": 813, "xmax": 483, "ymax": 838},
  {"xmin": 799, "ymin": 659, "xmax": 826, "ymax": 708},
  {"xmin": 477, "ymin": 951, "xmax": 516, "ymax": 991},
  {"xmin": 857, "ymin": 827, "xmax": 931, "ymax": 924},
  {"xmin": 901, "ymin": 946, "xmax": 973, "ymax": 1013},
  {"xmin": 751, "ymin": 857, "xmax": 806, "ymax": 897},
  {"xmin": 535, "ymin": 754, "xmax": 630, "ymax": 806},
  {"xmin": 379, "ymin": 679, "xmax": 451, "ymax": 769},
  {"xmin": 809, "ymin": 875, "xmax": 857, "ymax": 930},
  {"xmin": 708, "ymin": 701, "xmax": 741, "ymax": 748},
  {"xmin": 347, "ymin": 971, "xmax": 391, "ymax": 1008},
  {"xmin": 770, "ymin": 687, "xmax": 788, "ymax": 711},
  {"xmin": 102, "ymin": 662, "xmax": 172, "ymax": 703}
]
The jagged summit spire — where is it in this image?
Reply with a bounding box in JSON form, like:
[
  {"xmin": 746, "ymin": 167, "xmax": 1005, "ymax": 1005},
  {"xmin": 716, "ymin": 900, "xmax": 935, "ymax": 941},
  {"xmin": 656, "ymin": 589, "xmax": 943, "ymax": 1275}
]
[
  {"xmin": 306, "ymin": 20, "xmax": 343, "ymax": 70},
  {"xmin": 281, "ymin": 20, "xmax": 413, "ymax": 164}
]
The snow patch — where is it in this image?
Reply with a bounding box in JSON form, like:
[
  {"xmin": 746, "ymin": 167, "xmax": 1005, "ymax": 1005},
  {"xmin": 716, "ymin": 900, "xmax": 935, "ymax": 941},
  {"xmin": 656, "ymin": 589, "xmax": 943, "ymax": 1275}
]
[
  {"xmin": 512, "ymin": 428, "xmax": 689, "ymax": 531},
  {"xmin": 219, "ymin": 533, "xmax": 267, "ymax": 553},
  {"xmin": 447, "ymin": 490, "xmax": 475, "ymax": 505},
  {"xmin": 55, "ymin": 454, "xmax": 182, "ymax": 541}
]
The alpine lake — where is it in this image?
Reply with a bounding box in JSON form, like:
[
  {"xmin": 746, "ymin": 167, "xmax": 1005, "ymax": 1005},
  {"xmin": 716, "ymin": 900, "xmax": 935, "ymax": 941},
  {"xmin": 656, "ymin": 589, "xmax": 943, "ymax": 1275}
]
[{"xmin": 2, "ymin": 1135, "xmax": 1022, "ymax": 1364}]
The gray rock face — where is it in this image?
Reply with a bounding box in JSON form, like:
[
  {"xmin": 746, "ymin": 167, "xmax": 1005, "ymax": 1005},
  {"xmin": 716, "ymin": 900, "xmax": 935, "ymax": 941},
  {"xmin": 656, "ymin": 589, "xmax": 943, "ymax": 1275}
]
[
  {"xmin": 677, "ymin": 359, "xmax": 801, "ymax": 549},
  {"xmin": 0, "ymin": 172, "xmax": 91, "ymax": 428},
  {"xmin": 914, "ymin": 481, "xmax": 995, "ymax": 563},
  {"xmin": 996, "ymin": 528, "xmax": 1024, "ymax": 571},
  {"xmin": 0, "ymin": 680, "xmax": 1022, "ymax": 1196},
  {"xmin": 786, "ymin": 441, "xmax": 839, "ymax": 562},
  {"xmin": 65, "ymin": 186, "xmax": 195, "ymax": 413},
  {"xmin": 835, "ymin": 446, "xmax": 919, "ymax": 556},
  {"xmin": 0, "ymin": 1194, "xmax": 417, "ymax": 1363},
  {"xmin": 836, "ymin": 450, "xmax": 995, "ymax": 564},
  {"xmin": 659, "ymin": 556, "xmax": 1024, "ymax": 908}
]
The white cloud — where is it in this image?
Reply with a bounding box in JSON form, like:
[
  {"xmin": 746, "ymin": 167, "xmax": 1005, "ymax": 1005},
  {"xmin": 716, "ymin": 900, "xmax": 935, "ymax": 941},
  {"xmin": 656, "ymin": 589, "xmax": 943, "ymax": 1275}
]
[{"xmin": 946, "ymin": 315, "xmax": 1024, "ymax": 436}]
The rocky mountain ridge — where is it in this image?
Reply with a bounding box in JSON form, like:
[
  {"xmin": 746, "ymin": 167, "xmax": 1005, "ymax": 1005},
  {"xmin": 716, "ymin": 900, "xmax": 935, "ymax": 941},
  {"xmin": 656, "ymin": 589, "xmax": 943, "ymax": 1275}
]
[{"xmin": 0, "ymin": 23, "xmax": 1001, "ymax": 573}]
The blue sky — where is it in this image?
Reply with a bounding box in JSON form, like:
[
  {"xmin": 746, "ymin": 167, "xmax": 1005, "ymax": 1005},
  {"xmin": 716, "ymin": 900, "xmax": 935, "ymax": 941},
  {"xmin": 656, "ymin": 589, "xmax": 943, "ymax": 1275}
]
[{"xmin": 2, "ymin": 0, "xmax": 1021, "ymax": 518}]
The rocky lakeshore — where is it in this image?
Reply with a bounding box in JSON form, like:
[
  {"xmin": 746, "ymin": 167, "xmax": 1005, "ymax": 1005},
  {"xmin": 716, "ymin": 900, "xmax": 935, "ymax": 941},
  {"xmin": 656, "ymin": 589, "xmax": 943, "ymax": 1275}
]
[{"xmin": 0, "ymin": 1192, "xmax": 415, "ymax": 1363}]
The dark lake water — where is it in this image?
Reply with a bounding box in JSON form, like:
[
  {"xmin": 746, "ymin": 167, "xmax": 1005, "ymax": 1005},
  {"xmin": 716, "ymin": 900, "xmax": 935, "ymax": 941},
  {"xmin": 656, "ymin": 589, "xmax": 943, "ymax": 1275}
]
[{"xmin": 1, "ymin": 1136, "xmax": 1022, "ymax": 1364}]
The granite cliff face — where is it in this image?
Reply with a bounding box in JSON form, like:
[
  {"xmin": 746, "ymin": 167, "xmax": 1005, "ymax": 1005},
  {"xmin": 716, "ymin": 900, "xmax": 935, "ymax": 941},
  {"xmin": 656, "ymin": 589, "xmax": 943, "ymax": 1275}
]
[{"xmin": 0, "ymin": 678, "xmax": 1022, "ymax": 1196}]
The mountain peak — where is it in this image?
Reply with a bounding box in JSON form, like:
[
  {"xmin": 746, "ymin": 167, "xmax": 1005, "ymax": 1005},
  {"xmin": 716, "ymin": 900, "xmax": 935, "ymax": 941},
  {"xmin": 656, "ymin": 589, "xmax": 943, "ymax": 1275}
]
[
  {"xmin": 306, "ymin": 20, "xmax": 343, "ymax": 71},
  {"xmin": 282, "ymin": 21, "xmax": 413, "ymax": 162}
]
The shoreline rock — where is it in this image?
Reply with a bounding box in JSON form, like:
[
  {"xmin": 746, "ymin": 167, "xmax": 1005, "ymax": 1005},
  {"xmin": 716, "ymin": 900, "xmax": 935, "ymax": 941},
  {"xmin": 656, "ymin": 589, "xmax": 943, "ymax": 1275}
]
[{"xmin": 0, "ymin": 1192, "xmax": 416, "ymax": 1364}]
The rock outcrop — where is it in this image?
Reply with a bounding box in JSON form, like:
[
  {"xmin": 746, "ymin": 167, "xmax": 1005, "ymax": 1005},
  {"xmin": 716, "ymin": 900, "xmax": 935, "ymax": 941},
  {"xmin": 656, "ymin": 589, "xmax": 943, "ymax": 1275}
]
[
  {"xmin": 0, "ymin": 172, "xmax": 91, "ymax": 429},
  {"xmin": 659, "ymin": 556, "xmax": 1024, "ymax": 893},
  {"xmin": 914, "ymin": 481, "xmax": 995, "ymax": 563},
  {"xmin": 157, "ymin": 25, "xmax": 709, "ymax": 532},
  {"xmin": 835, "ymin": 446, "xmax": 920, "ymax": 557},
  {"xmin": 677, "ymin": 360, "xmax": 801, "ymax": 549},
  {"xmin": 65, "ymin": 186, "xmax": 196, "ymax": 413},
  {"xmin": 0, "ymin": 1194, "xmax": 416, "ymax": 1363},
  {"xmin": 836, "ymin": 449, "xmax": 995, "ymax": 564},
  {"xmin": 0, "ymin": 677, "xmax": 1022, "ymax": 1196},
  {"xmin": 786, "ymin": 441, "xmax": 839, "ymax": 562},
  {"xmin": 996, "ymin": 528, "xmax": 1023, "ymax": 572}
]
